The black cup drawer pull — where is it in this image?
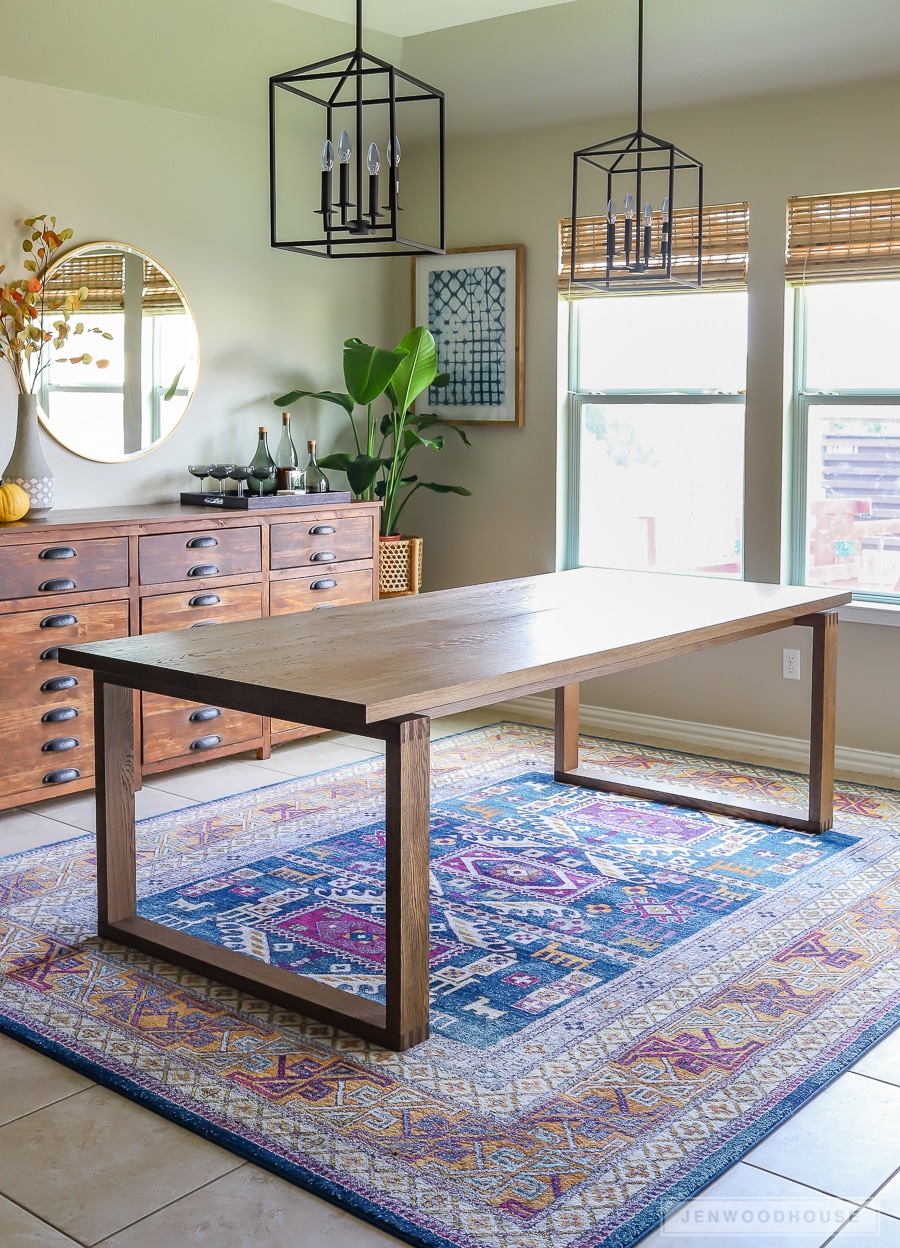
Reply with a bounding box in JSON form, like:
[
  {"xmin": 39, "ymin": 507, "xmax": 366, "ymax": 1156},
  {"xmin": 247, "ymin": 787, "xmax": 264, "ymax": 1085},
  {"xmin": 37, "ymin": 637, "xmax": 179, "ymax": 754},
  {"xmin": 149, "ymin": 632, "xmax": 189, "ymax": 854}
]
[
  {"xmin": 312, "ymin": 603, "xmax": 335, "ymax": 610},
  {"xmin": 42, "ymin": 737, "xmax": 79, "ymax": 753},
  {"xmin": 39, "ymin": 577, "xmax": 77, "ymax": 593},
  {"xmin": 187, "ymin": 535, "xmax": 218, "ymax": 549},
  {"xmin": 310, "ymin": 578, "xmax": 338, "ymax": 591},
  {"xmin": 189, "ymin": 707, "xmax": 221, "ymax": 723},
  {"xmin": 190, "ymin": 734, "xmax": 222, "ymax": 751},
  {"xmin": 191, "ymin": 621, "xmax": 219, "ymax": 628},
  {"xmin": 189, "ymin": 593, "xmax": 220, "ymax": 608},
  {"xmin": 40, "ymin": 646, "xmax": 60, "ymax": 662},
  {"xmin": 187, "ymin": 564, "xmax": 219, "ymax": 578},
  {"xmin": 40, "ymin": 613, "xmax": 77, "ymax": 629},
  {"xmin": 41, "ymin": 675, "xmax": 78, "ymax": 693},
  {"xmin": 309, "ymin": 551, "xmax": 337, "ymax": 563},
  {"xmin": 309, "ymin": 525, "xmax": 336, "ymax": 535},
  {"xmin": 43, "ymin": 768, "xmax": 80, "ymax": 786},
  {"xmin": 42, "ymin": 707, "xmax": 79, "ymax": 724},
  {"xmin": 38, "ymin": 546, "xmax": 76, "ymax": 560}
]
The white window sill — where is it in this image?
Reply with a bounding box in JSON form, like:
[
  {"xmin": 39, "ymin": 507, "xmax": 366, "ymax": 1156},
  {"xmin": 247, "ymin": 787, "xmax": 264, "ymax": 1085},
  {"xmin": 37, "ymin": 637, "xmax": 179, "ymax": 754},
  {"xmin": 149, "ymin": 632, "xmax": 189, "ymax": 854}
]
[{"xmin": 838, "ymin": 601, "xmax": 900, "ymax": 626}]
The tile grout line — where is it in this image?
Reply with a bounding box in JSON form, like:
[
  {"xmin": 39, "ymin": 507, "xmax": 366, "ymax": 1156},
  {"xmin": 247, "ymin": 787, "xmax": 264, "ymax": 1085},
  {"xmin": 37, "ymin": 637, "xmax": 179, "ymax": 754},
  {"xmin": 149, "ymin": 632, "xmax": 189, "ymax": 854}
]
[
  {"xmin": 89, "ymin": 1162, "xmax": 249, "ymax": 1246},
  {"xmin": 0, "ymin": 1188, "xmax": 86, "ymax": 1246},
  {"xmin": 0, "ymin": 1083, "xmax": 97, "ymax": 1132},
  {"xmin": 740, "ymin": 1160, "xmax": 866, "ymax": 1206}
]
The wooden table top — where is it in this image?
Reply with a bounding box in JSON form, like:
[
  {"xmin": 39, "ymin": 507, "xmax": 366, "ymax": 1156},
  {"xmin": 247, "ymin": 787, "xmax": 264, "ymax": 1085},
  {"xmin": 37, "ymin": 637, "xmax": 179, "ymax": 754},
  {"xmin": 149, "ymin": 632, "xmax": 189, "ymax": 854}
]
[{"xmin": 61, "ymin": 569, "xmax": 851, "ymax": 724}]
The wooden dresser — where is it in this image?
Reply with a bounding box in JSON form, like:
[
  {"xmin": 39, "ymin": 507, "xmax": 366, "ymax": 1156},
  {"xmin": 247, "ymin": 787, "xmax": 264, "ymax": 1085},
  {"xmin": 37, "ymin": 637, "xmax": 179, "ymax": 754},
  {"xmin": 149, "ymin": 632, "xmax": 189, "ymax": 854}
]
[{"xmin": 0, "ymin": 502, "xmax": 380, "ymax": 812}]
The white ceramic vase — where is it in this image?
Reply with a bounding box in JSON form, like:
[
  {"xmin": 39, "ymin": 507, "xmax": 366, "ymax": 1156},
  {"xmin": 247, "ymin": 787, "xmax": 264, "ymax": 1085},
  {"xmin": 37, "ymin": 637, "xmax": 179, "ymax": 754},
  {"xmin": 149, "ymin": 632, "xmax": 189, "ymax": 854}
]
[{"xmin": 3, "ymin": 392, "xmax": 54, "ymax": 516}]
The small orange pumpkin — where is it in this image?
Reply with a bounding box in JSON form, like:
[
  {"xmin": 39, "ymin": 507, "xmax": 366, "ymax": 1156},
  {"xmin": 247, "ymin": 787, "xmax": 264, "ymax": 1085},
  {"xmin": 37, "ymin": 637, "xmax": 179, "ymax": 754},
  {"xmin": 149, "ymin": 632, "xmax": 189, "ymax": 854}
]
[{"xmin": 0, "ymin": 480, "xmax": 30, "ymax": 523}]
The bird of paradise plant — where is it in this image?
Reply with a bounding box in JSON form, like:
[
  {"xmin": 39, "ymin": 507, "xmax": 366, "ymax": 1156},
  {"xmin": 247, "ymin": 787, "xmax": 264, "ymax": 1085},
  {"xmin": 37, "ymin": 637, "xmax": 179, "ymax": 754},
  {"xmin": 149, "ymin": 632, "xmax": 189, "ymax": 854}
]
[
  {"xmin": 275, "ymin": 326, "xmax": 471, "ymax": 537},
  {"xmin": 0, "ymin": 214, "xmax": 111, "ymax": 395}
]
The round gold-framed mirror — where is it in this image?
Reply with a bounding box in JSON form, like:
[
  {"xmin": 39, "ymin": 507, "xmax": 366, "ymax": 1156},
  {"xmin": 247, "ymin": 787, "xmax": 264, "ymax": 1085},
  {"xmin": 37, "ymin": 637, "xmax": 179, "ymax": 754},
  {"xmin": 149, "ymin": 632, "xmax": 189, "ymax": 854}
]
[{"xmin": 32, "ymin": 242, "xmax": 199, "ymax": 463}]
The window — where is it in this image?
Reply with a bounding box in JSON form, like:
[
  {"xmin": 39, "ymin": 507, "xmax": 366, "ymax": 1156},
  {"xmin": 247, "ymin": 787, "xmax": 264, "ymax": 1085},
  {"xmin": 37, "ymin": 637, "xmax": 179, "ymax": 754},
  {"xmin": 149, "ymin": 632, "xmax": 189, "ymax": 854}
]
[
  {"xmin": 568, "ymin": 291, "xmax": 748, "ymax": 577},
  {"xmin": 788, "ymin": 189, "xmax": 900, "ymax": 603}
]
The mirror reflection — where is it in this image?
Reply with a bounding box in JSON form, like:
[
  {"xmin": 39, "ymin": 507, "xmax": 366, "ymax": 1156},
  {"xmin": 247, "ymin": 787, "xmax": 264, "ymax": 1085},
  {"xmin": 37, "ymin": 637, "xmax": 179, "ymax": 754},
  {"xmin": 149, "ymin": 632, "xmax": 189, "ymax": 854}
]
[{"xmin": 33, "ymin": 243, "xmax": 198, "ymax": 462}]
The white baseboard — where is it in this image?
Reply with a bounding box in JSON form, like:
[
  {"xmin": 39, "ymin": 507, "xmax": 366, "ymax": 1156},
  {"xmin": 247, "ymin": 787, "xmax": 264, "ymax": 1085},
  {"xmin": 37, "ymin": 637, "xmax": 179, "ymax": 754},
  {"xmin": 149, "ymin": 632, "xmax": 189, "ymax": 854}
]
[{"xmin": 492, "ymin": 694, "xmax": 900, "ymax": 783}]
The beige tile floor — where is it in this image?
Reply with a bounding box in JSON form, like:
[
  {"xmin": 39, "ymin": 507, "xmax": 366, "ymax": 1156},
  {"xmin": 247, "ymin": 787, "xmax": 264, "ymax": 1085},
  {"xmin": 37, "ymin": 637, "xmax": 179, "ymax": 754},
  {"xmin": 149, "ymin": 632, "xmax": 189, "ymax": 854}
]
[{"xmin": 0, "ymin": 712, "xmax": 899, "ymax": 1246}]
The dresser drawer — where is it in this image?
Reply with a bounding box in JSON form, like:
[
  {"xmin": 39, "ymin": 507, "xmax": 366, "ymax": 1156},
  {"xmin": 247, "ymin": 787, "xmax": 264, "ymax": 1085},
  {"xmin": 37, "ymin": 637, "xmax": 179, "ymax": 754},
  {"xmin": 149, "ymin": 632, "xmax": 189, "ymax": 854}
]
[
  {"xmin": 0, "ymin": 601, "xmax": 129, "ymax": 710},
  {"xmin": 142, "ymin": 694, "xmax": 262, "ymax": 765},
  {"xmin": 270, "ymin": 569, "xmax": 374, "ymax": 615},
  {"xmin": 0, "ymin": 719, "xmax": 96, "ymax": 799},
  {"xmin": 138, "ymin": 527, "xmax": 261, "ymax": 586},
  {"xmin": 0, "ymin": 538, "xmax": 128, "ymax": 601},
  {"xmin": 141, "ymin": 583, "xmax": 263, "ymax": 634},
  {"xmin": 269, "ymin": 514, "xmax": 374, "ymax": 570}
]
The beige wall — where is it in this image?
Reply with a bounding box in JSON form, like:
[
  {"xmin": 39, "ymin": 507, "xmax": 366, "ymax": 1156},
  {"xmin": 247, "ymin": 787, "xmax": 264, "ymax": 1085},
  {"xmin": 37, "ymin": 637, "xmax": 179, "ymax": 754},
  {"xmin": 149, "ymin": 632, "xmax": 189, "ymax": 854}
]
[
  {"xmin": 391, "ymin": 73, "xmax": 900, "ymax": 756},
  {"xmin": 0, "ymin": 72, "xmax": 392, "ymax": 508}
]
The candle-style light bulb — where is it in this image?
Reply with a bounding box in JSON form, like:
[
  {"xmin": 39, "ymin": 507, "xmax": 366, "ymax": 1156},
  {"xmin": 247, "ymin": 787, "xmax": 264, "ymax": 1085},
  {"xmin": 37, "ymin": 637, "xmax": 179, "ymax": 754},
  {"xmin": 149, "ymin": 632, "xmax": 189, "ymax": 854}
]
[
  {"xmin": 623, "ymin": 194, "xmax": 635, "ymax": 265},
  {"xmin": 367, "ymin": 143, "xmax": 380, "ymax": 228},
  {"xmin": 607, "ymin": 198, "xmax": 617, "ymax": 222},
  {"xmin": 661, "ymin": 195, "xmax": 671, "ymax": 263},
  {"xmin": 386, "ymin": 135, "xmax": 402, "ymax": 214},
  {"xmin": 320, "ymin": 139, "xmax": 335, "ymax": 225},
  {"xmin": 337, "ymin": 130, "xmax": 352, "ymax": 223},
  {"xmin": 642, "ymin": 202, "xmax": 653, "ymax": 269}
]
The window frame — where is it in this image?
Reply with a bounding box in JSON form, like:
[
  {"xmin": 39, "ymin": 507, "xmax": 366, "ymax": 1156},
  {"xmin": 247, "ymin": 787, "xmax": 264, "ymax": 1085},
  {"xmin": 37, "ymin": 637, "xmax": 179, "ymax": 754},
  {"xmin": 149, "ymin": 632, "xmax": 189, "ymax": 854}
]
[
  {"xmin": 790, "ymin": 282, "xmax": 900, "ymax": 605},
  {"xmin": 565, "ymin": 297, "xmax": 748, "ymax": 576}
]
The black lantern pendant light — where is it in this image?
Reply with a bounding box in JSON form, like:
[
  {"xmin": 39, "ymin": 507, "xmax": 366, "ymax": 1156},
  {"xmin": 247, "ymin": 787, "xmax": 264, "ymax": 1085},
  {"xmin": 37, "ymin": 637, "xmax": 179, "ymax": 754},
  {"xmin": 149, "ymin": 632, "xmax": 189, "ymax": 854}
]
[
  {"xmin": 570, "ymin": 0, "xmax": 703, "ymax": 291},
  {"xmin": 269, "ymin": 0, "xmax": 445, "ymax": 259}
]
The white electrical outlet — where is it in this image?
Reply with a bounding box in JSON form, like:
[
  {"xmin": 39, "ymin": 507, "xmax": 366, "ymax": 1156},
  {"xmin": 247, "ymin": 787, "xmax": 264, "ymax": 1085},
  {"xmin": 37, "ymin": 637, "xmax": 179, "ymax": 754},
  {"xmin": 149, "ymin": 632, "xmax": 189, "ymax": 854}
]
[{"xmin": 783, "ymin": 648, "xmax": 801, "ymax": 680}]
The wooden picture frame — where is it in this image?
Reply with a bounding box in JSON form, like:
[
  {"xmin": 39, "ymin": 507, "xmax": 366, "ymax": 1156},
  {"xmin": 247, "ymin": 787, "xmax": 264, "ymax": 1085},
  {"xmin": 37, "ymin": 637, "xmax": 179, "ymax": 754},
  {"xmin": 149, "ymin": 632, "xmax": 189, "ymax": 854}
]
[{"xmin": 412, "ymin": 244, "xmax": 524, "ymax": 427}]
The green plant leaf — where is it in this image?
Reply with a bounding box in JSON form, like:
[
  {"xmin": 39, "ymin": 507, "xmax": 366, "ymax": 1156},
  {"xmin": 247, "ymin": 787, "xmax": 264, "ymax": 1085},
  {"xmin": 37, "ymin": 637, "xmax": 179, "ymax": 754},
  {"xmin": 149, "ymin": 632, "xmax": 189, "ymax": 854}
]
[
  {"xmin": 343, "ymin": 341, "xmax": 407, "ymax": 406},
  {"xmin": 317, "ymin": 452, "xmax": 354, "ymax": 473},
  {"xmin": 412, "ymin": 413, "xmax": 472, "ymax": 446},
  {"xmin": 417, "ymin": 482, "xmax": 472, "ymax": 496},
  {"xmin": 163, "ymin": 363, "xmax": 185, "ymax": 401},
  {"xmin": 273, "ymin": 388, "xmax": 354, "ymax": 416},
  {"xmin": 345, "ymin": 454, "xmax": 385, "ymax": 498},
  {"xmin": 433, "ymin": 371, "xmax": 450, "ymax": 387},
  {"xmin": 387, "ymin": 326, "xmax": 438, "ymax": 418},
  {"xmin": 402, "ymin": 428, "xmax": 443, "ymax": 453}
]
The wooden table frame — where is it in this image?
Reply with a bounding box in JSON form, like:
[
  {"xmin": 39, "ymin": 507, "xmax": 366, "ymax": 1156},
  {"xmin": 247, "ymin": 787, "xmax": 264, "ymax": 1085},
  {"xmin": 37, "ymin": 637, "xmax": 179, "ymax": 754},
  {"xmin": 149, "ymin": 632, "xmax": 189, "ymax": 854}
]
[{"xmin": 66, "ymin": 571, "xmax": 847, "ymax": 1053}]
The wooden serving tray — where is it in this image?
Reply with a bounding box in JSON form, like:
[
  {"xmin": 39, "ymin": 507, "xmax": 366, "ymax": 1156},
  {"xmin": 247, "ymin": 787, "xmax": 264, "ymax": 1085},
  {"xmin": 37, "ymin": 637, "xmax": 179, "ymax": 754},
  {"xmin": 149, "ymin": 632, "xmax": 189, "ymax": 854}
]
[{"xmin": 179, "ymin": 491, "xmax": 352, "ymax": 510}]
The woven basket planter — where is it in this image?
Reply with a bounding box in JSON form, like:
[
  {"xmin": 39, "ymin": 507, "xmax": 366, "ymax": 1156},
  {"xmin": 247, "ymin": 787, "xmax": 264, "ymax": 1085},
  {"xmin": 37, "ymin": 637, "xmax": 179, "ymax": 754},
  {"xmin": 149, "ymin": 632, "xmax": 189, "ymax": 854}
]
[{"xmin": 379, "ymin": 535, "xmax": 423, "ymax": 598}]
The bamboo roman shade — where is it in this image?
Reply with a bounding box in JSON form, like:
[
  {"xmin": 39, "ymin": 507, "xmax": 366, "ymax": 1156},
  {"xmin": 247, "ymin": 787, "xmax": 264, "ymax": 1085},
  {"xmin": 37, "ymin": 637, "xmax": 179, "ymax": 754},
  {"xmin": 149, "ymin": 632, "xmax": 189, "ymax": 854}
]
[
  {"xmin": 786, "ymin": 189, "xmax": 900, "ymax": 283},
  {"xmin": 559, "ymin": 202, "xmax": 749, "ymax": 295},
  {"xmin": 43, "ymin": 253, "xmax": 183, "ymax": 313}
]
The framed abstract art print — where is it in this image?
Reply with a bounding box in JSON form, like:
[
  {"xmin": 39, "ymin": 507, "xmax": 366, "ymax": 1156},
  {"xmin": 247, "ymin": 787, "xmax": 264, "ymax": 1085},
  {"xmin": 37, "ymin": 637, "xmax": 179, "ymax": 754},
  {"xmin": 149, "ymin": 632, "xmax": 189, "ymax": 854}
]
[{"xmin": 412, "ymin": 244, "xmax": 524, "ymax": 426}]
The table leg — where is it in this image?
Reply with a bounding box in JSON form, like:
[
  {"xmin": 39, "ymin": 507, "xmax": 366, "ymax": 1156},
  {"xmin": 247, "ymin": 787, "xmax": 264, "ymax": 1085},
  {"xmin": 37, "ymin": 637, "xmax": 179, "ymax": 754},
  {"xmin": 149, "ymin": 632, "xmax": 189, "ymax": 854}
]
[
  {"xmin": 554, "ymin": 684, "xmax": 580, "ymax": 776},
  {"xmin": 553, "ymin": 611, "xmax": 840, "ymax": 835},
  {"xmin": 806, "ymin": 609, "xmax": 838, "ymax": 832},
  {"xmin": 385, "ymin": 715, "xmax": 431, "ymax": 1050},
  {"xmin": 94, "ymin": 677, "xmax": 138, "ymax": 927}
]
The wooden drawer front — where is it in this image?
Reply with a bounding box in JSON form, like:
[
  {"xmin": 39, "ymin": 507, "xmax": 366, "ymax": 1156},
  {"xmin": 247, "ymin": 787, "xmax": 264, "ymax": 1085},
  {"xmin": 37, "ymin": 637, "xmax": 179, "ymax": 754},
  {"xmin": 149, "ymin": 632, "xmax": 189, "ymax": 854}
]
[
  {"xmin": 138, "ymin": 527, "xmax": 261, "ymax": 586},
  {"xmin": 0, "ymin": 537, "xmax": 128, "ymax": 601},
  {"xmin": 141, "ymin": 584, "xmax": 263, "ymax": 635},
  {"xmin": 270, "ymin": 514, "xmax": 373, "ymax": 570},
  {"xmin": 142, "ymin": 693, "xmax": 262, "ymax": 765},
  {"xmin": 270, "ymin": 569, "xmax": 373, "ymax": 616},
  {"xmin": 0, "ymin": 721, "xmax": 96, "ymax": 799},
  {"xmin": 0, "ymin": 601, "xmax": 129, "ymax": 710},
  {"xmin": 0, "ymin": 599, "xmax": 128, "ymax": 799}
]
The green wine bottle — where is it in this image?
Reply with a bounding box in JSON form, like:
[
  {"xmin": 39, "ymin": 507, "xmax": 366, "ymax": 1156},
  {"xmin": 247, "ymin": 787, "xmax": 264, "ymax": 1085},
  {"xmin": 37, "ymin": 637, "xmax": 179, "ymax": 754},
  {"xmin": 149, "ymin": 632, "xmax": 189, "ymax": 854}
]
[
  {"xmin": 300, "ymin": 439, "xmax": 330, "ymax": 493},
  {"xmin": 249, "ymin": 426, "xmax": 277, "ymax": 495}
]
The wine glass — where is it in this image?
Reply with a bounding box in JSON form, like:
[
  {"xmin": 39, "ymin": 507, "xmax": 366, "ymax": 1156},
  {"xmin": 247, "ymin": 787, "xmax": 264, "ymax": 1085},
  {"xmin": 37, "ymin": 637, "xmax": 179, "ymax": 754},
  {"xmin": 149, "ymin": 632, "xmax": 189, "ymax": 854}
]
[
  {"xmin": 248, "ymin": 465, "xmax": 276, "ymax": 496},
  {"xmin": 231, "ymin": 466, "xmax": 252, "ymax": 498},
  {"xmin": 208, "ymin": 464, "xmax": 235, "ymax": 495},
  {"xmin": 188, "ymin": 463, "xmax": 213, "ymax": 493}
]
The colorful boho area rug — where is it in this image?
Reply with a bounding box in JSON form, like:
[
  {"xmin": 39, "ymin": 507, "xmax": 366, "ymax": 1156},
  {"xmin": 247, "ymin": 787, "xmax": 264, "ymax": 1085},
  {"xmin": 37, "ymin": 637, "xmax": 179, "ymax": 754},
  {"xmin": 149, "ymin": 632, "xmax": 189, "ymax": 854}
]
[{"xmin": 1, "ymin": 722, "xmax": 900, "ymax": 1248}]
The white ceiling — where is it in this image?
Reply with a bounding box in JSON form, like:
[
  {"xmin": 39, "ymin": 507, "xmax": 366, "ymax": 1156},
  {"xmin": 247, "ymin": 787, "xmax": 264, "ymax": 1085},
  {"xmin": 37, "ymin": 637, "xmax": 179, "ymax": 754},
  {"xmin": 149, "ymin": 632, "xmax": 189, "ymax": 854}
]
[{"xmin": 272, "ymin": 0, "xmax": 575, "ymax": 38}]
